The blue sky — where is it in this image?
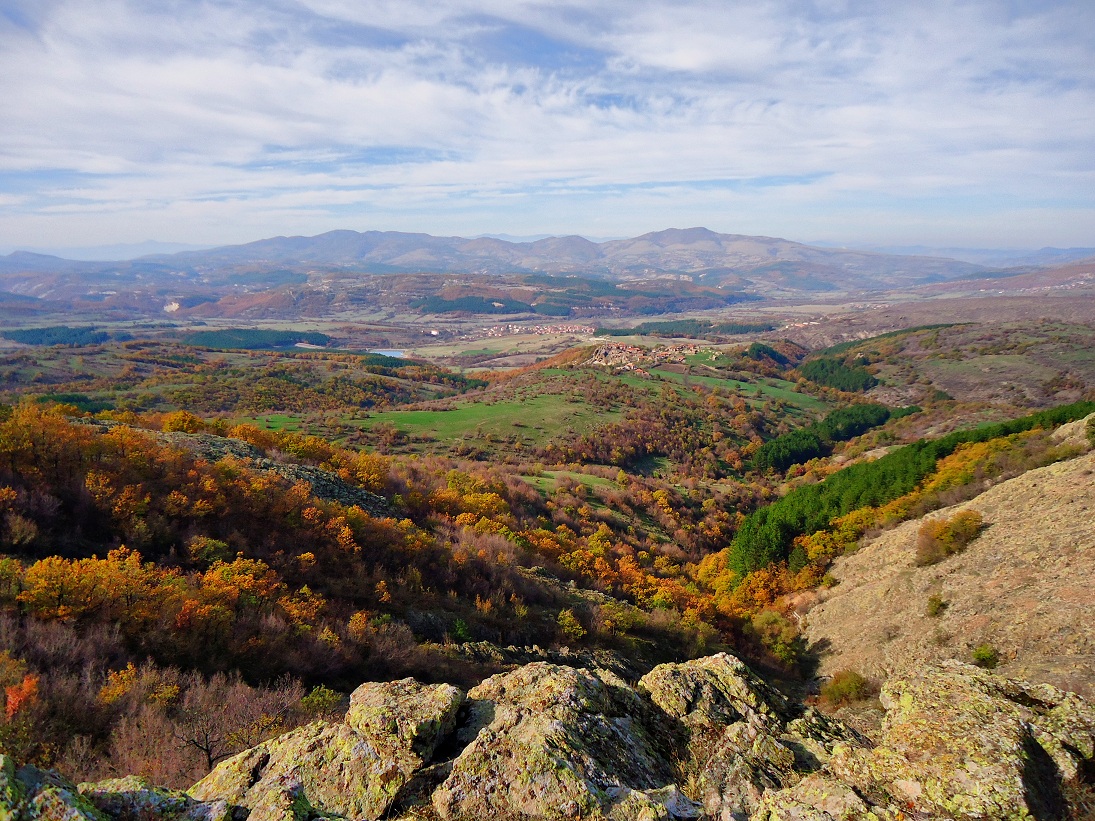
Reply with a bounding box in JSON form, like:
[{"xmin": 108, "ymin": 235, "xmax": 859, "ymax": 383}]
[{"xmin": 1, "ymin": 0, "xmax": 1093, "ymax": 252}]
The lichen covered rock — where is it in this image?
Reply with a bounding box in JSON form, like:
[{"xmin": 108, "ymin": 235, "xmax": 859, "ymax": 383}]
[
  {"xmin": 639, "ymin": 654, "xmax": 868, "ymax": 820},
  {"xmin": 190, "ymin": 679, "xmax": 464, "ymax": 821},
  {"xmin": 12, "ymin": 765, "xmax": 107, "ymax": 821},
  {"xmin": 825, "ymin": 660, "xmax": 1095, "ymax": 820},
  {"xmin": 16, "ymin": 653, "xmax": 1078, "ymax": 821},
  {"xmin": 0, "ymin": 756, "xmax": 25, "ymax": 821},
  {"xmin": 640, "ymin": 653, "xmax": 792, "ymax": 730},
  {"xmin": 432, "ymin": 662, "xmax": 697, "ymax": 820},
  {"xmin": 77, "ymin": 776, "xmax": 230, "ymax": 821},
  {"xmin": 189, "ymin": 721, "xmax": 413, "ymax": 821},
  {"xmin": 751, "ymin": 773, "xmax": 896, "ymax": 821},
  {"xmin": 345, "ymin": 678, "xmax": 463, "ymax": 766}
]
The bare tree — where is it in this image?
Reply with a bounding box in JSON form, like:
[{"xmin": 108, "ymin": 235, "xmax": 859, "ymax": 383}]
[{"xmin": 171, "ymin": 671, "xmax": 304, "ymax": 772}]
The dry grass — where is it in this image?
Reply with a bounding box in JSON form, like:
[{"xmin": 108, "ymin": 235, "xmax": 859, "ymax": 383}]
[{"xmin": 804, "ymin": 448, "xmax": 1095, "ymax": 694}]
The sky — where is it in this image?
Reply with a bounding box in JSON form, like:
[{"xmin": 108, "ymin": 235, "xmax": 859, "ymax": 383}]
[{"xmin": 1, "ymin": 0, "xmax": 1093, "ymax": 254}]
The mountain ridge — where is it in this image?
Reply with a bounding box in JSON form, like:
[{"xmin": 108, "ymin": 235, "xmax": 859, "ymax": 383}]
[{"xmin": 0, "ymin": 227, "xmax": 994, "ymax": 289}]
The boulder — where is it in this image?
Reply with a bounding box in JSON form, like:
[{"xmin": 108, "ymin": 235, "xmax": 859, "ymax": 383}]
[
  {"xmin": 432, "ymin": 663, "xmax": 699, "ymax": 820},
  {"xmin": 640, "ymin": 653, "xmax": 792, "ymax": 730},
  {"xmin": 190, "ymin": 722, "xmax": 401, "ymax": 821},
  {"xmin": 11, "ymin": 764, "xmax": 107, "ymax": 821},
  {"xmin": 825, "ymin": 660, "xmax": 1095, "ymax": 820},
  {"xmin": 345, "ymin": 677, "xmax": 463, "ymax": 766},
  {"xmin": 191, "ymin": 679, "xmax": 462, "ymax": 821},
  {"xmin": 639, "ymin": 654, "xmax": 867, "ymax": 820},
  {"xmin": 77, "ymin": 776, "xmax": 230, "ymax": 821}
]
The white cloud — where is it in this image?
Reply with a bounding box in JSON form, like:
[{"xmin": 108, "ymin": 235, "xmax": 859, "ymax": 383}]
[{"xmin": 0, "ymin": 0, "xmax": 1092, "ymax": 248}]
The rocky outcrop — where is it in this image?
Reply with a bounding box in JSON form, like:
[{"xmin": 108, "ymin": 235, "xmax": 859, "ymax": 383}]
[
  {"xmin": 6, "ymin": 655, "xmax": 1094, "ymax": 820},
  {"xmin": 432, "ymin": 662, "xmax": 692, "ymax": 820},
  {"xmin": 445, "ymin": 639, "xmax": 644, "ymax": 682},
  {"xmin": 157, "ymin": 431, "xmax": 392, "ymax": 518},
  {"xmin": 0, "ymin": 757, "xmax": 232, "ymax": 821},
  {"xmin": 345, "ymin": 678, "xmax": 464, "ymax": 767},
  {"xmin": 640, "ymin": 654, "xmax": 867, "ymax": 820},
  {"xmin": 78, "ymin": 776, "xmax": 231, "ymax": 821},
  {"xmin": 188, "ymin": 679, "xmax": 462, "ymax": 821},
  {"xmin": 822, "ymin": 661, "xmax": 1095, "ymax": 820}
]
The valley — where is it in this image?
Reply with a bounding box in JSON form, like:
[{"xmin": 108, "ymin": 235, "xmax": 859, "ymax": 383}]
[{"xmin": 1, "ymin": 231, "xmax": 1094, "ymax": 818}]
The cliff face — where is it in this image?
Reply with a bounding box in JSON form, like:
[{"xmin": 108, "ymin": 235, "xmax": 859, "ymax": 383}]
[{"xmin": 3, "ymin": 653, "xmax": 1093, "ymax": 820}]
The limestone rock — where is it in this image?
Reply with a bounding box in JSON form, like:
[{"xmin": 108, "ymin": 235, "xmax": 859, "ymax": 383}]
[
  {"xmin": 345, "ymin": 678, "xmax": 463, "ymax": 766},
  {"xmin": 432, "ymin": 662, "xmax": 698, "ymax": 820},
  {"xmin": 827, "ymin": 660, "xmax": 1095, "ymax": 819},
  {"xmin": 77, "ymin": 776, "xmax": 231, "ymax": 821}
]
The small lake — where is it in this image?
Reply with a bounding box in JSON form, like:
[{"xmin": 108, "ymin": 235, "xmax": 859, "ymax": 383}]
[{"xmin": 370, "ymin": 349, "xmax": 406, "ymax": 358}]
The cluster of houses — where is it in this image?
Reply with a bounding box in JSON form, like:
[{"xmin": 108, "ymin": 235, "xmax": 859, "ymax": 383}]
[
  {"xmin": 582, "ymin": 342, "xmax": 708, "ymax": 377},
  {"xmin": 464, "ymin": 323, "xmax": 597, "ymax": 340}
]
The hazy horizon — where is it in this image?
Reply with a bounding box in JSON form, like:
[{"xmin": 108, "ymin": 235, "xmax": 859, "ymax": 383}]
[{"xmin": 3, "ymin": 228, "xmax": 1095, "ymax": 265}]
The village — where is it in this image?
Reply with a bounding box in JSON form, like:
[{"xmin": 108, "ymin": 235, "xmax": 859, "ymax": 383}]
[{"xmin": 583, "ymin": 342, "xmax": 707, "ymax": 376}]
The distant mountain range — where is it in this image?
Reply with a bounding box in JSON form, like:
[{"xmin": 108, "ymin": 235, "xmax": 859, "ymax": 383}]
[
  {"xmin": 0, "ymin": 227, "xmax": 1003, "ymax": 292},
  {"xmin": 813, "ymin": 243, "xmax": 1095, "ymax": 269},
  {"xmin": 155, "ymin": 226, "xmax": 1001, "ymax": 288},
  {"xmin": 4, "ymin": 229, "xmax": 1094, "ymax": 319},
  {"xmin": 0, "ymin": 241, "xmax": 213, "ymax": 261}
]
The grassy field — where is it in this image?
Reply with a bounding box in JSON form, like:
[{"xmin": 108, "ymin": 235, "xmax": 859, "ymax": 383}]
[
  {"xmin": 520, "ymin": 469, "xmax": 621, "ymax": 495},
  {"xmin": 607, "ymin": 366, "xmax": 826, "ymax": 412},
  {"xmin": 243, "ymin": 414, "xmax": 306, "ymax": 432},
  {"xmin": 352, "ymin": 393, "xmax": 622, "ymax": 446}
]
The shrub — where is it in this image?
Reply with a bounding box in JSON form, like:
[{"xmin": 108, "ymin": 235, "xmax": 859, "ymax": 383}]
[
  {"xmin": 557, "ymin": 609, "xmax": 586, "ymax": 643},
  {"xmin": 450, "ymin": 619, "xmax": 472, "ymax": 642},
  {"xmin": 300, "ymin": 684, "xmax": 343, "ymax": 718},
  {"xmin": 972, "ymin": 643, "xmax": 1000, "ymax": 668},
  {"xmin": 162, "ymin": 410, "xmax": 205, "ymax": 433},
  {"xmin": 820, "ymin": 669, "xmax": 872, "ymax": 706},
  {"xmin": 748, "ymin": 610, "xmax": 803, "ymax": 668},
  {"xmin": 925, "ymin": 595, "xmax": 947, "ymax": 617},
  {"xmin": 915, "ymin": 510, "xmax": 985, "ymax": 566}
]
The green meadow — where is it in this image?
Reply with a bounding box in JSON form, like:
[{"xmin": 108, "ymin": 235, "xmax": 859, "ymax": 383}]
[{"xmin": 353, "ymin": 393, "xmax": 622, "ymax": 445}]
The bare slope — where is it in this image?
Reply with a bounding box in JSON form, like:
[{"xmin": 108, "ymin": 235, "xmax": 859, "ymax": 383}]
[{"xmin": 804, "ymin": 443, "xmax": 1095, "ymax": 696}]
